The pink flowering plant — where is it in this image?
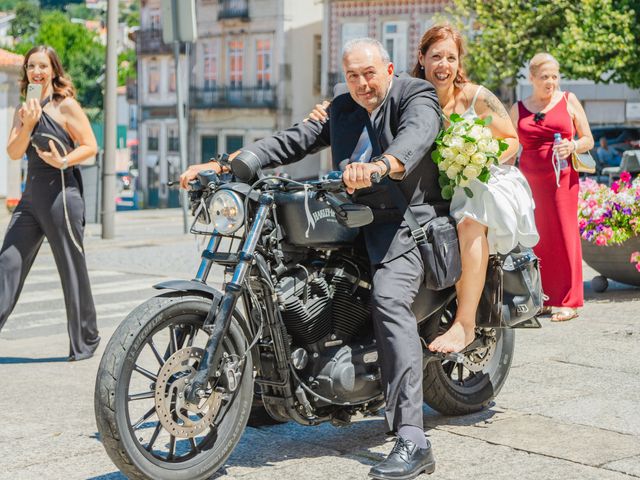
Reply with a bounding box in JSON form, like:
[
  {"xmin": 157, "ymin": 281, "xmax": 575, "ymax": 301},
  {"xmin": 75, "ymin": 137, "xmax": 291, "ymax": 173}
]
[{"xmin": 578, "ymin": 173, "xmax": 640, "ymax": 265}]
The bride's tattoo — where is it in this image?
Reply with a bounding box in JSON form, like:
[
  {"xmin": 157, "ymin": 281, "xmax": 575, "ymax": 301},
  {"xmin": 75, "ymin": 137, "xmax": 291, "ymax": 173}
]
[{"xmin": 483, "ymin": 92, "xmax": 509, "ymax": 119}]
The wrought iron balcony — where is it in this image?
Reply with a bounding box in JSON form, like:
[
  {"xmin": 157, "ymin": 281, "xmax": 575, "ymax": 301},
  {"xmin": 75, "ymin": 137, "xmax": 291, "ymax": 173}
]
[
  {"xmin": 218, "ymin": 0, "xmax": 249, "ymax": 20},
  {"xmin": 191, "ymin": 86, "xmax": 277, "ymax": 109},
  {"xmin": 126, "ymin": 78, "xmax": 137, "ymax": 102},
  {"xmin": 134, "ymin": 29, "xmax": 185, "ymax": 55}
]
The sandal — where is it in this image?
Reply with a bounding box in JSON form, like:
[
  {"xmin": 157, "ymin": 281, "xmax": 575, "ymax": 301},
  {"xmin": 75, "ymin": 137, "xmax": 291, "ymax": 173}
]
[
  {"xmin": 540, "ymin": 306, "xmax": 552, "ymax": 315},
  {"xmin": 551, "ymin": 309, "xmax": 579, "ymax": 322}
]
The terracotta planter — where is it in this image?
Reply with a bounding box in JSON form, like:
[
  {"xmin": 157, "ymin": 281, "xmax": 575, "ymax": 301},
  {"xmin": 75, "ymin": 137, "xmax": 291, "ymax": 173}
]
[{"xmin": 581, "ymin": 237, "xmax": 640, "ymax": 290}]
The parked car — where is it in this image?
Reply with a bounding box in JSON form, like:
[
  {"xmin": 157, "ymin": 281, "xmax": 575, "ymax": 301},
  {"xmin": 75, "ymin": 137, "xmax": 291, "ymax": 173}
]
[
  {"xmin": 589, "ymin": 125, "xmax": 640, "ymax": 174},
  {"xmin": 116, "ymin": 170, "xmax": 139, "ymax": 211}
]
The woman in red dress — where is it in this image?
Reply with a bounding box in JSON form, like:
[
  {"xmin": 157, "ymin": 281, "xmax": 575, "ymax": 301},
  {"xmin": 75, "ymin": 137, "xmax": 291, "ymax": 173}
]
[{"xmin": 510, "ymin": 53, "xmax": 594, "ymax": 321}]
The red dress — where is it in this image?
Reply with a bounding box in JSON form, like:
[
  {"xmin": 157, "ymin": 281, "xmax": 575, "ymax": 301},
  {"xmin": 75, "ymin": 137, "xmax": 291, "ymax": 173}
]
[{"xmin": 517, "ymin": 92, "xmax": 583, "ymax": 308}]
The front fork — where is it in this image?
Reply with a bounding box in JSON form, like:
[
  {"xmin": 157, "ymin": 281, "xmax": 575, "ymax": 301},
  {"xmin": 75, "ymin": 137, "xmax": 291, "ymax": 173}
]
[{"xmin": 186, "ymin": 193, "xmax": 273, "ymax": 403}]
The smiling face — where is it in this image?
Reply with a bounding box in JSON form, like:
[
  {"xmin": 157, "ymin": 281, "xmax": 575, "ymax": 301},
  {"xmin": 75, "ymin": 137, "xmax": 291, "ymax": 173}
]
[
  {"xmin": 420, "ymin": 37, "xmax": 459, "ymax": 90},
  {"xmin": 342, "ymin": 44, "xmax": 393, "ymax": 113},
  {"xmin": 25, "ymin": 51, "xmax": 53, "ymax": 94},
  {"xmin": 530, "ymin": 62, "xmax": 560, "ymax": 99}
]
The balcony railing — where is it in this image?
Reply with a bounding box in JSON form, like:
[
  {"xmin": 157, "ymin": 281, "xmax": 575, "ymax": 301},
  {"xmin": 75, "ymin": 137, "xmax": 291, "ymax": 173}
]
[
  {"xmin": 135, "ymin": 29, "xmax": 184, "ymax": 55},
  {"xmin": 218, "ymin": 0, "xmax": 249, "ymax": 20},
  {"xmin": 191, "ymin": 86, "xmax": 277, "ymax": 109},
  {"xmin": 126, "ymin": 78, "xmax": 137, "ymax": 102}
]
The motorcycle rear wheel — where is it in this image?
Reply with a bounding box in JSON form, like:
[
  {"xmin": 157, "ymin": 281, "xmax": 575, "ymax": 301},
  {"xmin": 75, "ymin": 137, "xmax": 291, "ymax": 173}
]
[
  {"xmin": 422, "ymin": 301, "xmax": 515, "ymax": 415},
  {"xmin": 94, "ymin": 292, "xmax": 253, "ymax": 480}
]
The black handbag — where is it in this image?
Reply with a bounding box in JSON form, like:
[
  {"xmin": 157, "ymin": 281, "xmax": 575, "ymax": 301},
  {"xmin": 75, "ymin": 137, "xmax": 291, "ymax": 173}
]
[
  {"xmin": 476, "ymin": 245, "xmax": 543, "ymax": 328},
  {"xmin": 387, "ymin": 182, "xmax": 462, "ymax": 290}
]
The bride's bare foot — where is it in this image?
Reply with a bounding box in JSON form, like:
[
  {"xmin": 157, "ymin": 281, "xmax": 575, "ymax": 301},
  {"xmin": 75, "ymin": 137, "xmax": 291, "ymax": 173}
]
[{"xmin": 428, "ymin": 320, "xmax": 476, "ymax": 353}]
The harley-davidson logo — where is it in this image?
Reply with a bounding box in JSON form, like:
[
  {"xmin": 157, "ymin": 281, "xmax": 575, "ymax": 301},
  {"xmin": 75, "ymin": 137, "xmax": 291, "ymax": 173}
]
[{"xmin": 312, "ymin": 208, "xmax": 337, "ymax": 224}]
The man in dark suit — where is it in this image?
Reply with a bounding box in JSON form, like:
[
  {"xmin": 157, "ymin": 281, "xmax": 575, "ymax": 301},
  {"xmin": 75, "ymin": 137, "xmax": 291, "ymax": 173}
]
[{"xmin": 181, "ymin": 38, "xmax": 444, "ymax": 480}]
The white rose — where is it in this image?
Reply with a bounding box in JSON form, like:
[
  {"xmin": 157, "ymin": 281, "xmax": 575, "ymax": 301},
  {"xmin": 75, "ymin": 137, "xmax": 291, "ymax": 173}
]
[
  {"xmin": 469, "ymin": 125, "xmax": 483, "ymax": 139},
  {"xmin": 477, "ymin": 139, "xmax": 490, "ymax": 152},
  {"xmin": 442, "ymin": 134, "xmax": 454, "ymax": 146},
  {"xmin": 487, "ymin": 139, "xmax": 500, "ymax": 154},
  {"xmin": 438, "ymin": 158, "xmax": 451, "ymax": 171},
  {"xmin": 452, "ymin": 123, "xmax": 467, "ymax": 136},
  {"xmin": 482, "ymin": 127, "xmax": 493, "ymax": 140},
  {"xmin": 450, "ymin": 136, "xmax": 464, "ymax": 149},
  {"xmin": 440, "ymin": 147, "xmax": 455, "ymax": 159},
  {"xmin": 463, "ymin": 164, "xmax": 482, "ymax": 180},
  {"xmin": 471, "ymin": 152, "xmax": 487, "ymax": 165},
  {"xmin": 454, "ymin": 153, "xmax": 469, "ymax": 166},
  {"xmin": 462, "ymin": 142, "xmax": 477, "ymax": 155},
  {"xmin": 458, "ymin": 177, "xmax": 470, "ymax": 187},
  {"xmin": 446, "ymin": 165, "xmax": 460, "ymax": 180}
]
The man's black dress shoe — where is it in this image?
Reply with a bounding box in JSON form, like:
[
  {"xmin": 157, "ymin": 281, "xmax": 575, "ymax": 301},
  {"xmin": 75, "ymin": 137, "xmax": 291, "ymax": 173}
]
[{"xmin": 369, "ymin": 437, "xmax": 435, "ymax": 480}]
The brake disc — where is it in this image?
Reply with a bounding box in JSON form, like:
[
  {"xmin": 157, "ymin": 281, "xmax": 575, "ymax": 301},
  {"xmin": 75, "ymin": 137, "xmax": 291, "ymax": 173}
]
[
  {"xmin": 462, "ymin": 331, "xmax": 497, "ymax": 372},
  {"xmin": 154, "ymin": 347, "xmax": 223, "ymax": 438}
]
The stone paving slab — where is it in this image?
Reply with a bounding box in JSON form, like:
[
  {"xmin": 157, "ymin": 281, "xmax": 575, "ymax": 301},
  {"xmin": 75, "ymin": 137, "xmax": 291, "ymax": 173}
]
[{"xmin": 1, "ymin": 208, "xmax": 639, "ymax": 480}]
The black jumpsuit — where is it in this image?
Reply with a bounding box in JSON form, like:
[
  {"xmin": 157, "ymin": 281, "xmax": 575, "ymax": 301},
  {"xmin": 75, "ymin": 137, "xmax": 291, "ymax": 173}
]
[{"xmin": 0, "ymin": 97, "xmax": 100, "ymax": 360}]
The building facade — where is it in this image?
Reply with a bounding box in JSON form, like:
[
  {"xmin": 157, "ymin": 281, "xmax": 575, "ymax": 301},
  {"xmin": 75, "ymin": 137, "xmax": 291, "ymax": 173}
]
[
  {"xmin": 0, "ymin": 48, "xmax": 23, "ymax": 207},
  {"xmin": 321, "ymin": 0, "xmax": 447, "ymax": 98},
  {"xmin": 135, "ymin": 0, "xmax": 323, "ymax": 208}
]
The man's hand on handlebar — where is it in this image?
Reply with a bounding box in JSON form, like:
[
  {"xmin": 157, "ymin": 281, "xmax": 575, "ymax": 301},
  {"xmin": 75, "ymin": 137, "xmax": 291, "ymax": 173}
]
[
  {"xmin": 179, "ymin": 151, "xmax": 239, "ymax": 189},
  {"xmin": 342, "ymin": 162, "xmax": 385, "ymax": 194}
]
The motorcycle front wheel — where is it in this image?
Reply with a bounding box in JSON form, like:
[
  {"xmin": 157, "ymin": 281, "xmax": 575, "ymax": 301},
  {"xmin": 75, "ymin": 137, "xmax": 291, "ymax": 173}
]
[
  {"xmin": 94, "ymin": 292, "xmax": 253, "ymax": 480},
  {"xmin": 421, "ymin": 300, "xmax": 515, "ymax": 415}
]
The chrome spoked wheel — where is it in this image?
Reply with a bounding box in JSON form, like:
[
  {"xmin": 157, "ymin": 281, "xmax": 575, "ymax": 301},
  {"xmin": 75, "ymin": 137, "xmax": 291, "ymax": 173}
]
[{"xmin": 95, "ymin": 293, "xmax": 253, "ymax": 480}]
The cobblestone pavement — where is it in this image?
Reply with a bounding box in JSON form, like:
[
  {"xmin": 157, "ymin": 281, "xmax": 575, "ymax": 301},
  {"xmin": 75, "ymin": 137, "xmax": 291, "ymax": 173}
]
[{"xmin": 0, "ymin": 208, "xmax": 639, "ymax": 480}]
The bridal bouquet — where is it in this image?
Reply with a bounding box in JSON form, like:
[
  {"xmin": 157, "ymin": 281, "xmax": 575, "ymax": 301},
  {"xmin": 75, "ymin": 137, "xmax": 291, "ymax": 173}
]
[{"xmin": 431, "ymin": 114, "xmax": 508, "ymax": 199}]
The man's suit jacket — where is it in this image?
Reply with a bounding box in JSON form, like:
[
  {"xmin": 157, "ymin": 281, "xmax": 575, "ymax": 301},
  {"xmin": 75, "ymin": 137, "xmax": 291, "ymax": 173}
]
[{"xmin": 241, "ymin": 73, "xmax": 446, "ymax": 265}]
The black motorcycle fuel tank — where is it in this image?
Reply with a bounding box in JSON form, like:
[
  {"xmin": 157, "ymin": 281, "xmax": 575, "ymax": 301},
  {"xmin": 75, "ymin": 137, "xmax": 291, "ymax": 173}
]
[{"xmin": 274, "ymin": 191, "xmax": 359, "ymax": 247}]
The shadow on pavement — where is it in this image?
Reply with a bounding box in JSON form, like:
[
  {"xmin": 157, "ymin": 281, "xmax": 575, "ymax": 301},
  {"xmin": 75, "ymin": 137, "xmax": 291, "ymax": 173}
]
[
  {"xmin": 0, "ymin": 356, "xmax": 68, "ymax": 364},
  {"xmin": 87, "ymin": 473, "xmax": 127, "ymax": 480},
  {"xmin": 583, "ymin": 279, "xmax": 640, "ymax": 302}
]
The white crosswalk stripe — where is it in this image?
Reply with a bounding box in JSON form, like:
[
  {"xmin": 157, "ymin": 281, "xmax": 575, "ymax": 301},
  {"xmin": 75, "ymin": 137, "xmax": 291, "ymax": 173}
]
[
  {"xmin": 4, "ymin": 269, "xmax": 172, "ymax": 334},
  {"xmin": 21, "ymin": 270, "xmax": 123, "ymax": 286},
  {"xmin": 17, "ymin": 278, "xmax": 166, "ymax": 304}
]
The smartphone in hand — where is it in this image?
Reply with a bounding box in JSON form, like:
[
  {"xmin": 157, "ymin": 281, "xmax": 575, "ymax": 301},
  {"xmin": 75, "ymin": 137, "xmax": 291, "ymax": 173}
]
[{"xmin": 25, "ymin": 83, "xmax": 43, "ymax": 103}]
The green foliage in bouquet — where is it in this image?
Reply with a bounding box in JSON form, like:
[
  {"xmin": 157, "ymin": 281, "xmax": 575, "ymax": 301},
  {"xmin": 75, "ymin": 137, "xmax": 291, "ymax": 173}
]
[{"xmin": 431, "ymin": 114, "xmax": 508, "ymax": 200}]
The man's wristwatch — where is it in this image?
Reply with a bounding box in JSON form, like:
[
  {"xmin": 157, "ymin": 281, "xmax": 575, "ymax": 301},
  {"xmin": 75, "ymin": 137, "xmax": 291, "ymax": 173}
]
[
  {"xmin": 371, "ymin": 155, "xmax": 391, "ymax": 178},
  {"xmin": 61, "ymin": 157, "xmax": 68, "ymax": 170}
]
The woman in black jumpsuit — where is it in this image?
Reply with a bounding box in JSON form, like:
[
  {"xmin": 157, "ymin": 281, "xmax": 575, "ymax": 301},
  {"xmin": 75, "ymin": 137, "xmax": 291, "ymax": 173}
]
[{"xmin": 0, "ymin": 46, "xmax": 100, "ymax": 361}]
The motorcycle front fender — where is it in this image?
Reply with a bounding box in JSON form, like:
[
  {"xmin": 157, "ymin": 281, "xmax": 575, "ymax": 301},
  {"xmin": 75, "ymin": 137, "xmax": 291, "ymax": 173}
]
[{"xmin": 154, "ymin": 279, "xmax": 223, "ymax": 308}]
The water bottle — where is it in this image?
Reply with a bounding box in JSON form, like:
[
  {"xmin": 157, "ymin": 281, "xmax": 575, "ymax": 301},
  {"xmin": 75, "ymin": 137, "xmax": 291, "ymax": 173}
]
[{"xmin": 554, "ymin": 132, "xmax": 568, "ymax": 169}]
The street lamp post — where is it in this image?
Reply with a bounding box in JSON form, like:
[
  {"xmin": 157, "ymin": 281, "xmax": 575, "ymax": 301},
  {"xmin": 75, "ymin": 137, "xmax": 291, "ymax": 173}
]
[{"xmin": 102, "ymin": 0, "xmax": 118, "ymax": 239}]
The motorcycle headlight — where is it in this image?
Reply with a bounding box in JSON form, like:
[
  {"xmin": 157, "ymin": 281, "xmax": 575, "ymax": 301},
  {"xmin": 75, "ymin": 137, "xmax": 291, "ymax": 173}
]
[{"xmin": 208, "ymin": 190, "xmax": 245, "ymax": 234}]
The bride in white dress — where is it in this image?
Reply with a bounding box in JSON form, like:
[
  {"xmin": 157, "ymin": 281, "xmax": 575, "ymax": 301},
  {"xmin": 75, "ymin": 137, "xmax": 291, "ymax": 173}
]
[{"xmin": 415, "ymin": 24, "xmax": 538, "ymax": 353}]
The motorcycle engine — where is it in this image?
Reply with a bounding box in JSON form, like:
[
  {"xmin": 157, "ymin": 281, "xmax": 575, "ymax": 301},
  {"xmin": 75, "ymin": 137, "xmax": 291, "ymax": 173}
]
[
  {"xmin": 275, "ymin": 258, "xmax": 372, "ymax": 347},
  {"xmin": 274, "ymin": 258, "xmax": 381, "ymax": 405}
]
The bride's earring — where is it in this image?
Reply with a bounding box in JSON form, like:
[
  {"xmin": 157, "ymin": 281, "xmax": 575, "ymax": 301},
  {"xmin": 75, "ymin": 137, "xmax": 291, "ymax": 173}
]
[{"xmin": 420, "ymin": 65, "xmax": 424, "ymax": 71}]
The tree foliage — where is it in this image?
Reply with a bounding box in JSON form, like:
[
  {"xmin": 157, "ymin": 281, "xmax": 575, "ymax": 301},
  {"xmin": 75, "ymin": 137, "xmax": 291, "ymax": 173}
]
[
  {"xmin": 0, "ymin": 0, "xmax": 26, "ymax": 10},
  {"xmin": 448, "ymin": 0, "xmax": 639, "ymax": 90},
  {"xmin": 13, "ymin": 10, "xmax": 105, "ymax": 110},
  {"xmin": 39, "ymin": 0, "xmax": 82, "ymax": 8},
  {"xmin": 8, "ymin": 1, "xmax": 40, "ymax": 42}
]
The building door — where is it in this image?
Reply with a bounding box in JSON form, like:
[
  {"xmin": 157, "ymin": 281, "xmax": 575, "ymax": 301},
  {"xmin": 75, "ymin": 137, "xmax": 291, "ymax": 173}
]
[
  {"xmin": 201, "ymin": 135, "xmax": 218, "ymax": 164},
  {"xmin": 226, "ymin": 135, "xmax": 244, "ymax": 154}
]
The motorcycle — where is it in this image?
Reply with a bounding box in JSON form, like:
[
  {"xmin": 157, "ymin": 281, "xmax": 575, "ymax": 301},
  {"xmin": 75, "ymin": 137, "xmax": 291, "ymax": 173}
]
[{"xmin": 94, "ymin": 154, "xmax": 534, "ymax": 480}]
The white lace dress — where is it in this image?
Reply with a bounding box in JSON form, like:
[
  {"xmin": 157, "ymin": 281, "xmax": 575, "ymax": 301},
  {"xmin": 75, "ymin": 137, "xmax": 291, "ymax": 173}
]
[{"xmin": 449, "ymin": 87, "xmax": 539, "ymax": 254}]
